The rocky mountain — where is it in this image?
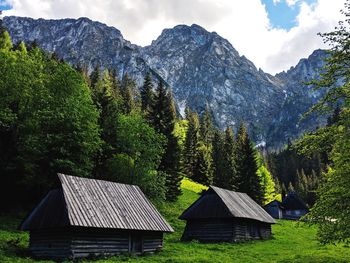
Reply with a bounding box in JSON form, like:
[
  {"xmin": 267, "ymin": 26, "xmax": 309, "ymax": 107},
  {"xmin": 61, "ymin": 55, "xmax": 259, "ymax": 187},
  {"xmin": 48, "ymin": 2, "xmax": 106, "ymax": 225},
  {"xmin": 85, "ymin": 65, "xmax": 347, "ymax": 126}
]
[{"xmin": 2, "ymin": 16, "xmax": 327, "ymax": 148}]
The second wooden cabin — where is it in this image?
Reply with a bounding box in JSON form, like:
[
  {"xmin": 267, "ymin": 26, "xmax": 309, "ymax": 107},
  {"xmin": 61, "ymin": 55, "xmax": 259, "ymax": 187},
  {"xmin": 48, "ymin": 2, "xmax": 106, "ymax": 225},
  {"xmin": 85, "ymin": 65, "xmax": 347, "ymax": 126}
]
[
  {"xmin": 179, "ymin": 186, "xmax": 276, "ymax": 242},
  {"xmin": 264, "ymin": 192, "xmax": 309, "ymax": 220}
]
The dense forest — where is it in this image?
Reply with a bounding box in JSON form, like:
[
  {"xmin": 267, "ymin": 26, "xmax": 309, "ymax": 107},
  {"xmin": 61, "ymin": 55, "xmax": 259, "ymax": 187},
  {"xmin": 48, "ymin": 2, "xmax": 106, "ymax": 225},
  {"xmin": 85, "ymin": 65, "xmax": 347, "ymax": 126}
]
[
  {"xmin": 0, "ymin": 18, "xmax": 279, "ymax": 210},
  {"xmin": 0, "ymin": 0, "xmax": 350, "ymax": 245}
]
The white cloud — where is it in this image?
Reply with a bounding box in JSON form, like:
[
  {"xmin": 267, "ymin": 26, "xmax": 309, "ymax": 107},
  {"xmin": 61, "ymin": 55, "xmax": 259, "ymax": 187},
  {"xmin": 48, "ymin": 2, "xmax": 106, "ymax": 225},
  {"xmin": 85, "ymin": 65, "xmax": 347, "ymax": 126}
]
[
  {"xmin": 286, "ymin": 0, "xmax": 299, "ymax": 7},
  {"xmin": 3, "ymin": 0, "xmax": 346, "ymax": 74}
]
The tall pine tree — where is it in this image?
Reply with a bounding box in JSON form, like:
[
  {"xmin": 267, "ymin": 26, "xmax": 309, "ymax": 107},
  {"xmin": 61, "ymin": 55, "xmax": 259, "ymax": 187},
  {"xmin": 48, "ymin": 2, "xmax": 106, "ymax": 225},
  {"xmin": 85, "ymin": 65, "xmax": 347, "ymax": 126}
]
[
  {"xmin": 150, "ymin": 81, "xmax": 182, "ymax": 201},
  {"xmin": 183, "ymin": 109, "xmax": 200, "ymax": 180},
  {"xmin": 235, "ymin": 123, "xmax": 263, "ymax": 204},
  {"xmin": 140, "ymin": 72, "xmax": 155, "ymax": 119},
  {"xmin": 192, "ymin": 108, "xmax": 214, "ymax": 185},
  {"xmin": 121, "ymin": 73, "xmax": 139, "ymax": 114},
  {"xmin": 90, "ymin": 70, "xmax": 121, "ymax": 178},
  {"xmin": 220, "ymin": 127, "xmax": 237, "ymax": 190},
  {"xmin": 212, "ymin": 129, "xmax": 225, "ymax": 187}
]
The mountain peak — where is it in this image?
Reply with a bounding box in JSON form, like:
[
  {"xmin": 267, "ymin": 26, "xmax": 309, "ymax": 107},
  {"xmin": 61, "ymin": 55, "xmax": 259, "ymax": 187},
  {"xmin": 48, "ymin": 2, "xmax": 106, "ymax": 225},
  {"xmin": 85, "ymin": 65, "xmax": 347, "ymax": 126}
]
[{"xmin": 3, "ymin": 16, "xmax": 328, "ymax": 148}]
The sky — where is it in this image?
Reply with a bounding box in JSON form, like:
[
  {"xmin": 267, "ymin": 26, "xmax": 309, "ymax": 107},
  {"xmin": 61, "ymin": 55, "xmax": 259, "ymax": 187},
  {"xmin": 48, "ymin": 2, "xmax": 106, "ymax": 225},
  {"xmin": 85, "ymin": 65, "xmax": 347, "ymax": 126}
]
[{"xmin": 0, "ymin": 0, "xmax": 346, "ymax": 74}]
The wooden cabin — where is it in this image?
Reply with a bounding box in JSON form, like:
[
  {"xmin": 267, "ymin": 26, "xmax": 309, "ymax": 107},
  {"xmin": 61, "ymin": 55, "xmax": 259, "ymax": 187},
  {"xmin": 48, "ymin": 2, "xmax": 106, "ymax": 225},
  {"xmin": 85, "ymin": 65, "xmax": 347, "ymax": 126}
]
[
  {"xmin": 19, "ymin": 173, "xmax": 173, "ymax": 260},
  {"xmin": 264, "ymin": 200, "xmax": 283, "ymax": 219},
  {"xmin": 179, "ymin": 186, "xmax": 276, "ymax": 242},
  {"xmin": 281, "ymin": 192, "xmax": 309, "ymax": 220},
  {"xmin": 264, "ymin": 192, "xmax": 309, "ymax": 220}
]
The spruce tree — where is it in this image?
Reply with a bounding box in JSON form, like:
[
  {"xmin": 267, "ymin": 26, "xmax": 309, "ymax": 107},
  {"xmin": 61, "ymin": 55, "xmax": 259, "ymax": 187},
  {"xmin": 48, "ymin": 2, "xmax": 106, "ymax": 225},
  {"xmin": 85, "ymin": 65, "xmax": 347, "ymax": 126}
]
[
  {"xmin": 89, "ymin": 65, "xmax": 101, "ymax": 89},
  {"xmin": 162, "ymin": 91, "xmax": 182, "ymax": 201},
  {"xmin": 190, "ymin": 107, "xmax": 214, "ymax": 185},
  {"xmin": 212, "ymin": 129, "xmax": 225, "ymax": 187},
  {"xmin": 0, "ymin": 30, "xmax": 12, "ymax": 51},
  {"xmin": 150, "ymin": 82, "xmax": 182, "ymax": 200},
  {"xmin": 200, "ymin": 108, "xmax": 214, "ymax": 145},
  {"xmin": 295, "ymin": 169, "xmax": 308, "ymax": 201},
  {"xmin": 151, "ymin": 80, "xmax": 168, "ymax": 133},
  {"xmin": 235, "ymin": 123, "xmax": 263, "ymax": 204},
  {"xmin": 91, "ymin": 70, "xmax": 120, "ymax": 178},
  {"xmin": 121, "ymin": 73, "xmax": 139, "ymax": 114},
  {"xmin": 220, "ymin": 127, "xmax": 237, "ymax": 190},
  {"xmin": 110, "ymin": 69, "xmax": 123, "ymax": 106},
  {"xmin": 193, "ymin": 143, "xmax": 213, "ymax": 185},
  {"xmin": 140, "ymin": 72, "xmax": 155, "ymax": 119},
  {"xmin": 288, "ymin": 182, "xmax": 295, "ymax": 192},
  {"xmin": 184, "ymin": 109, "xmax": 200, "ymax": 179}
]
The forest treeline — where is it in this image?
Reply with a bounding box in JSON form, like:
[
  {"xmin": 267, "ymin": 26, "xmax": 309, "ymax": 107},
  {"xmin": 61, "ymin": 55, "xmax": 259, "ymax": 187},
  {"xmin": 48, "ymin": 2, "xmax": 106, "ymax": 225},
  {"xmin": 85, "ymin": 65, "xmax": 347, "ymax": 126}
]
[{"xmin": 0, "ymin": 24, "xmax": 283, "ymax": 210}]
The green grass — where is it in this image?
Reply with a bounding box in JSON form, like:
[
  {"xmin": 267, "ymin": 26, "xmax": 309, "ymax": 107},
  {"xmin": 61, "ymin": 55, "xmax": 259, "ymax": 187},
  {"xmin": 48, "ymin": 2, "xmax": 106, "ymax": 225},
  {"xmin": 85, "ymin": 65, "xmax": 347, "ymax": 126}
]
[{"xmin": 1, "ymin": 180, "xmax": 349, "ymax": 263}]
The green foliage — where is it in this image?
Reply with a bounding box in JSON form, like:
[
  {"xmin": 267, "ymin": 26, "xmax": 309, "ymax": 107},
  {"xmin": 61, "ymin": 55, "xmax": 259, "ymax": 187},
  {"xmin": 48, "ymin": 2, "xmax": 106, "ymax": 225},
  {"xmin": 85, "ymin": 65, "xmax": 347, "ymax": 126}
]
[
  {"xmin": 0, "ymin": 31, "xmax": 13, "ymax": 51},
  {"xmin": 235, "ymin": 123, "xmax": 263, "ymax": 204},
  {"xmin": 294, "ymin": 1, "xmax": 350, "ymax": 244},
  {"xmin": 192, "ymin": 143, "xmax": 213, "ymax": 185},
  {"xmin": 183, "ymin": 109, "xmax": 200, "ymax": 179},
  {"xmin": 140, "ymin": 72, "xmax": 155, "ymax": 118},
  {"xmin": 0, "ymin": 38, "xmax": 101, "ymax": 208},
  {"xmin": 221, "ymin": 127, "xmax": 237, "ymax": 190},
  {"xmin": 113, "ymin": 114, "xmax": 166, "ymax": 201},
  {"xmin": 90, "ymin": 69, "xmax": 122, "ymax": 178},
  {"xmin": 267, "ymin": 142, "xmax": 325, "ymax": 206},
  {"xmin": 200, "ymin": 108, "xmax": 214, "ymax": 146},
  {"xmin": 184, "ymin": 107, "xmax": 215, "ymax": 186},
  {"xmin": 181, "ymin": 177, "xmax": 208, "ymax": 193},
  {"xmin": 256, "ymin": 155, "xmax": 277, "ymax": 205},
  {"xmin": 149, "ymin": 81, "xmax": 182, "ymax": 201},
  {"xmin": 307, "ymin": 111, "xmax": 350, "ymax": 244},
  {"xmin": 174, "ymin": 119, "xmax": 188, "ymax": 147},
  {"xmin": 212, "ymin": 129, "xmax": 225, "ymax": 187},
  {"xmin": 121, "ymin": 73, "xmax": 140, "ymax": 114}
]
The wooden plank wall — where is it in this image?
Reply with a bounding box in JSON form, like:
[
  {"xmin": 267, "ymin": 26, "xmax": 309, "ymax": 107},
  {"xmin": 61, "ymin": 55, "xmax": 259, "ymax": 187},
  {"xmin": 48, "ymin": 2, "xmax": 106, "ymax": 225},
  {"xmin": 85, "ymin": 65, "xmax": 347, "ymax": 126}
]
[
  {"xmin": 70, "ymin": 229, "xmax": 129, "ymax": 258},
  {"xmin": 182, "ymin": 219, "xmax": 272, "ymax": 243},
  {"xmin": 143, "ymin": 232, "xmax": 163, "ymax": 253},
  {"xmin": 30, "ymin": 229, "xmax": 72, "ymax": 259},
  {"xmin": 29, "ymin": 228, "xmax": 165, "ymax": 259},
  {"xmin": 181, "ymin": 220, "xmax": 235, "ymax": 242}
]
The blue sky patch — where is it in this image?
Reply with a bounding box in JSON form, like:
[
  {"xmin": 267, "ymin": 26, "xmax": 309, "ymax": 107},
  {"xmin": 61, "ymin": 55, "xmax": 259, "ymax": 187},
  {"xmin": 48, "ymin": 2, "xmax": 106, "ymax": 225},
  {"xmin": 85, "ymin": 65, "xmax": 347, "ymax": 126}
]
[
  {"xmin": 262, "ymin": 0, "xmax": 317, "ymax": 30},
  {"xmin": 0, "ymin": 0, "xmax": 12, "ymax": 11}
]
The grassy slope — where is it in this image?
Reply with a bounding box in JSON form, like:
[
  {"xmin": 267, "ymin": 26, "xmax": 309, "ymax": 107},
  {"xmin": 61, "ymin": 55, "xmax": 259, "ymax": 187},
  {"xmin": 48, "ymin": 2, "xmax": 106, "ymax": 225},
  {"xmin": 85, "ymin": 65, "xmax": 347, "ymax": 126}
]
[{"xmin": 0, "ymin": 179, "xmax": 349, "ymax": 263}]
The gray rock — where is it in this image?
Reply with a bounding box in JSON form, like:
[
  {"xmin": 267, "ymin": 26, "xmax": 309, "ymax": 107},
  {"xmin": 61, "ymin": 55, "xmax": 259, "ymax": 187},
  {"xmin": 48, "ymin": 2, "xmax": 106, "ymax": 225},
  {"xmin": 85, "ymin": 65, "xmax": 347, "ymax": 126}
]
[{"xmin": 3, "ymin": 16, "xmax": 328, "ymax": 148}]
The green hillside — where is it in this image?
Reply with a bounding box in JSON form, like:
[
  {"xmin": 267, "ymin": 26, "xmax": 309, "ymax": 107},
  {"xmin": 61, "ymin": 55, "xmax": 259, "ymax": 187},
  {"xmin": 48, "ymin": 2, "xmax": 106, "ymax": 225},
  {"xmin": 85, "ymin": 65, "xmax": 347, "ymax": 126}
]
[{"xmin": 0, "ymin": 179, "xmax": 349, "ymax": 263}]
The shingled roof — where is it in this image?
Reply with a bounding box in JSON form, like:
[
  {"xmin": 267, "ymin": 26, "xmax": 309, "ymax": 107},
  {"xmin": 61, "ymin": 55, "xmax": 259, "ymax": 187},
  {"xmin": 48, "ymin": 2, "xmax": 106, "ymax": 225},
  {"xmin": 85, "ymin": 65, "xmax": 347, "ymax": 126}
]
[
  {"xmin": 179, "ymin": 185, "xmax": 276, "ymax": 224},
  {"xmin": 20, "ymin": 174, "xmax": 173, "ymax": 232}
]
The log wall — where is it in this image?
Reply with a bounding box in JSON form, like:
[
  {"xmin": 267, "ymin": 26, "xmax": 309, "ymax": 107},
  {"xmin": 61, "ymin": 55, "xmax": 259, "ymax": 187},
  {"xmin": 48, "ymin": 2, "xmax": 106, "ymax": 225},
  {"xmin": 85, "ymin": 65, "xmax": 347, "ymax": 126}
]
[
  {"xmin": 29, "ymin": 229, "xmax": 72, "ymax": 259},
  {"xmin": 29, "ymin": 227, "xmax": 165, "ymax": 259},
  {"xmin": 181, "ymin": 219, "xmax": 234, "ymax": 242},
  {"xmin": 181, "ymin": 219, "xmax": 272, "ymax": 243}
]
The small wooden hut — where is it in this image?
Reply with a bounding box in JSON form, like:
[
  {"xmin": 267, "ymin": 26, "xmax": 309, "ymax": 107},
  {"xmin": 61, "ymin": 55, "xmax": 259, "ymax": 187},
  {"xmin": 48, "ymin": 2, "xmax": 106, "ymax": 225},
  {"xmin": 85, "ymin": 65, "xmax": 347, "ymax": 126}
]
[
  {"xmin": 264, "ymin": 200, "xmax": 283, "ymax": 219},
  {"xmin": 264, "ymin": 192, "xmax": 309, "ymax": 220},
  {"xmin": 179, "ymin": 186, "xmax": 275, "ymax": 242},
  {"xmin": 19, "ymin": 173, "xmax": 173, "ymax": 259},
  {"xmin": 281, "ymin": 192, "xmax": 309, "ymax": 220}
]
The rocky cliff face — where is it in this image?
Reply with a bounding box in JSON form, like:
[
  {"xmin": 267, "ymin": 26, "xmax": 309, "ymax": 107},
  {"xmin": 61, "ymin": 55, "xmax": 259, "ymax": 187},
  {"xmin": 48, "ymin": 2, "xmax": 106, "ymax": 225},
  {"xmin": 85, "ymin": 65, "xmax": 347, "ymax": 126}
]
[{"xmin": 3, "ymin": 16, "xmax": 327, "ymax": 148}]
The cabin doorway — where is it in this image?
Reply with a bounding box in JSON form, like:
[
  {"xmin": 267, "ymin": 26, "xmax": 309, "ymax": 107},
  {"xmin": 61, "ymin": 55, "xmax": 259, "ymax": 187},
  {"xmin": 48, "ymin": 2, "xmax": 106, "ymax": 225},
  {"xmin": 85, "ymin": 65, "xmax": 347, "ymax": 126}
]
[{"xmin": 130, "ymin": 233, "xmax": 143, "ymax": 253}]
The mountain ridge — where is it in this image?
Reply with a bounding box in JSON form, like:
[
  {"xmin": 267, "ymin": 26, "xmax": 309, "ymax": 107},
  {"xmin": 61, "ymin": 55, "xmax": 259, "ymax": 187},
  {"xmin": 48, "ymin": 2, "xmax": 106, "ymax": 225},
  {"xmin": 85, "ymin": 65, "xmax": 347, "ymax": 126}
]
[{"xmin": 2, "ymin": 16, "xmax": 327, "ymax": 148}]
